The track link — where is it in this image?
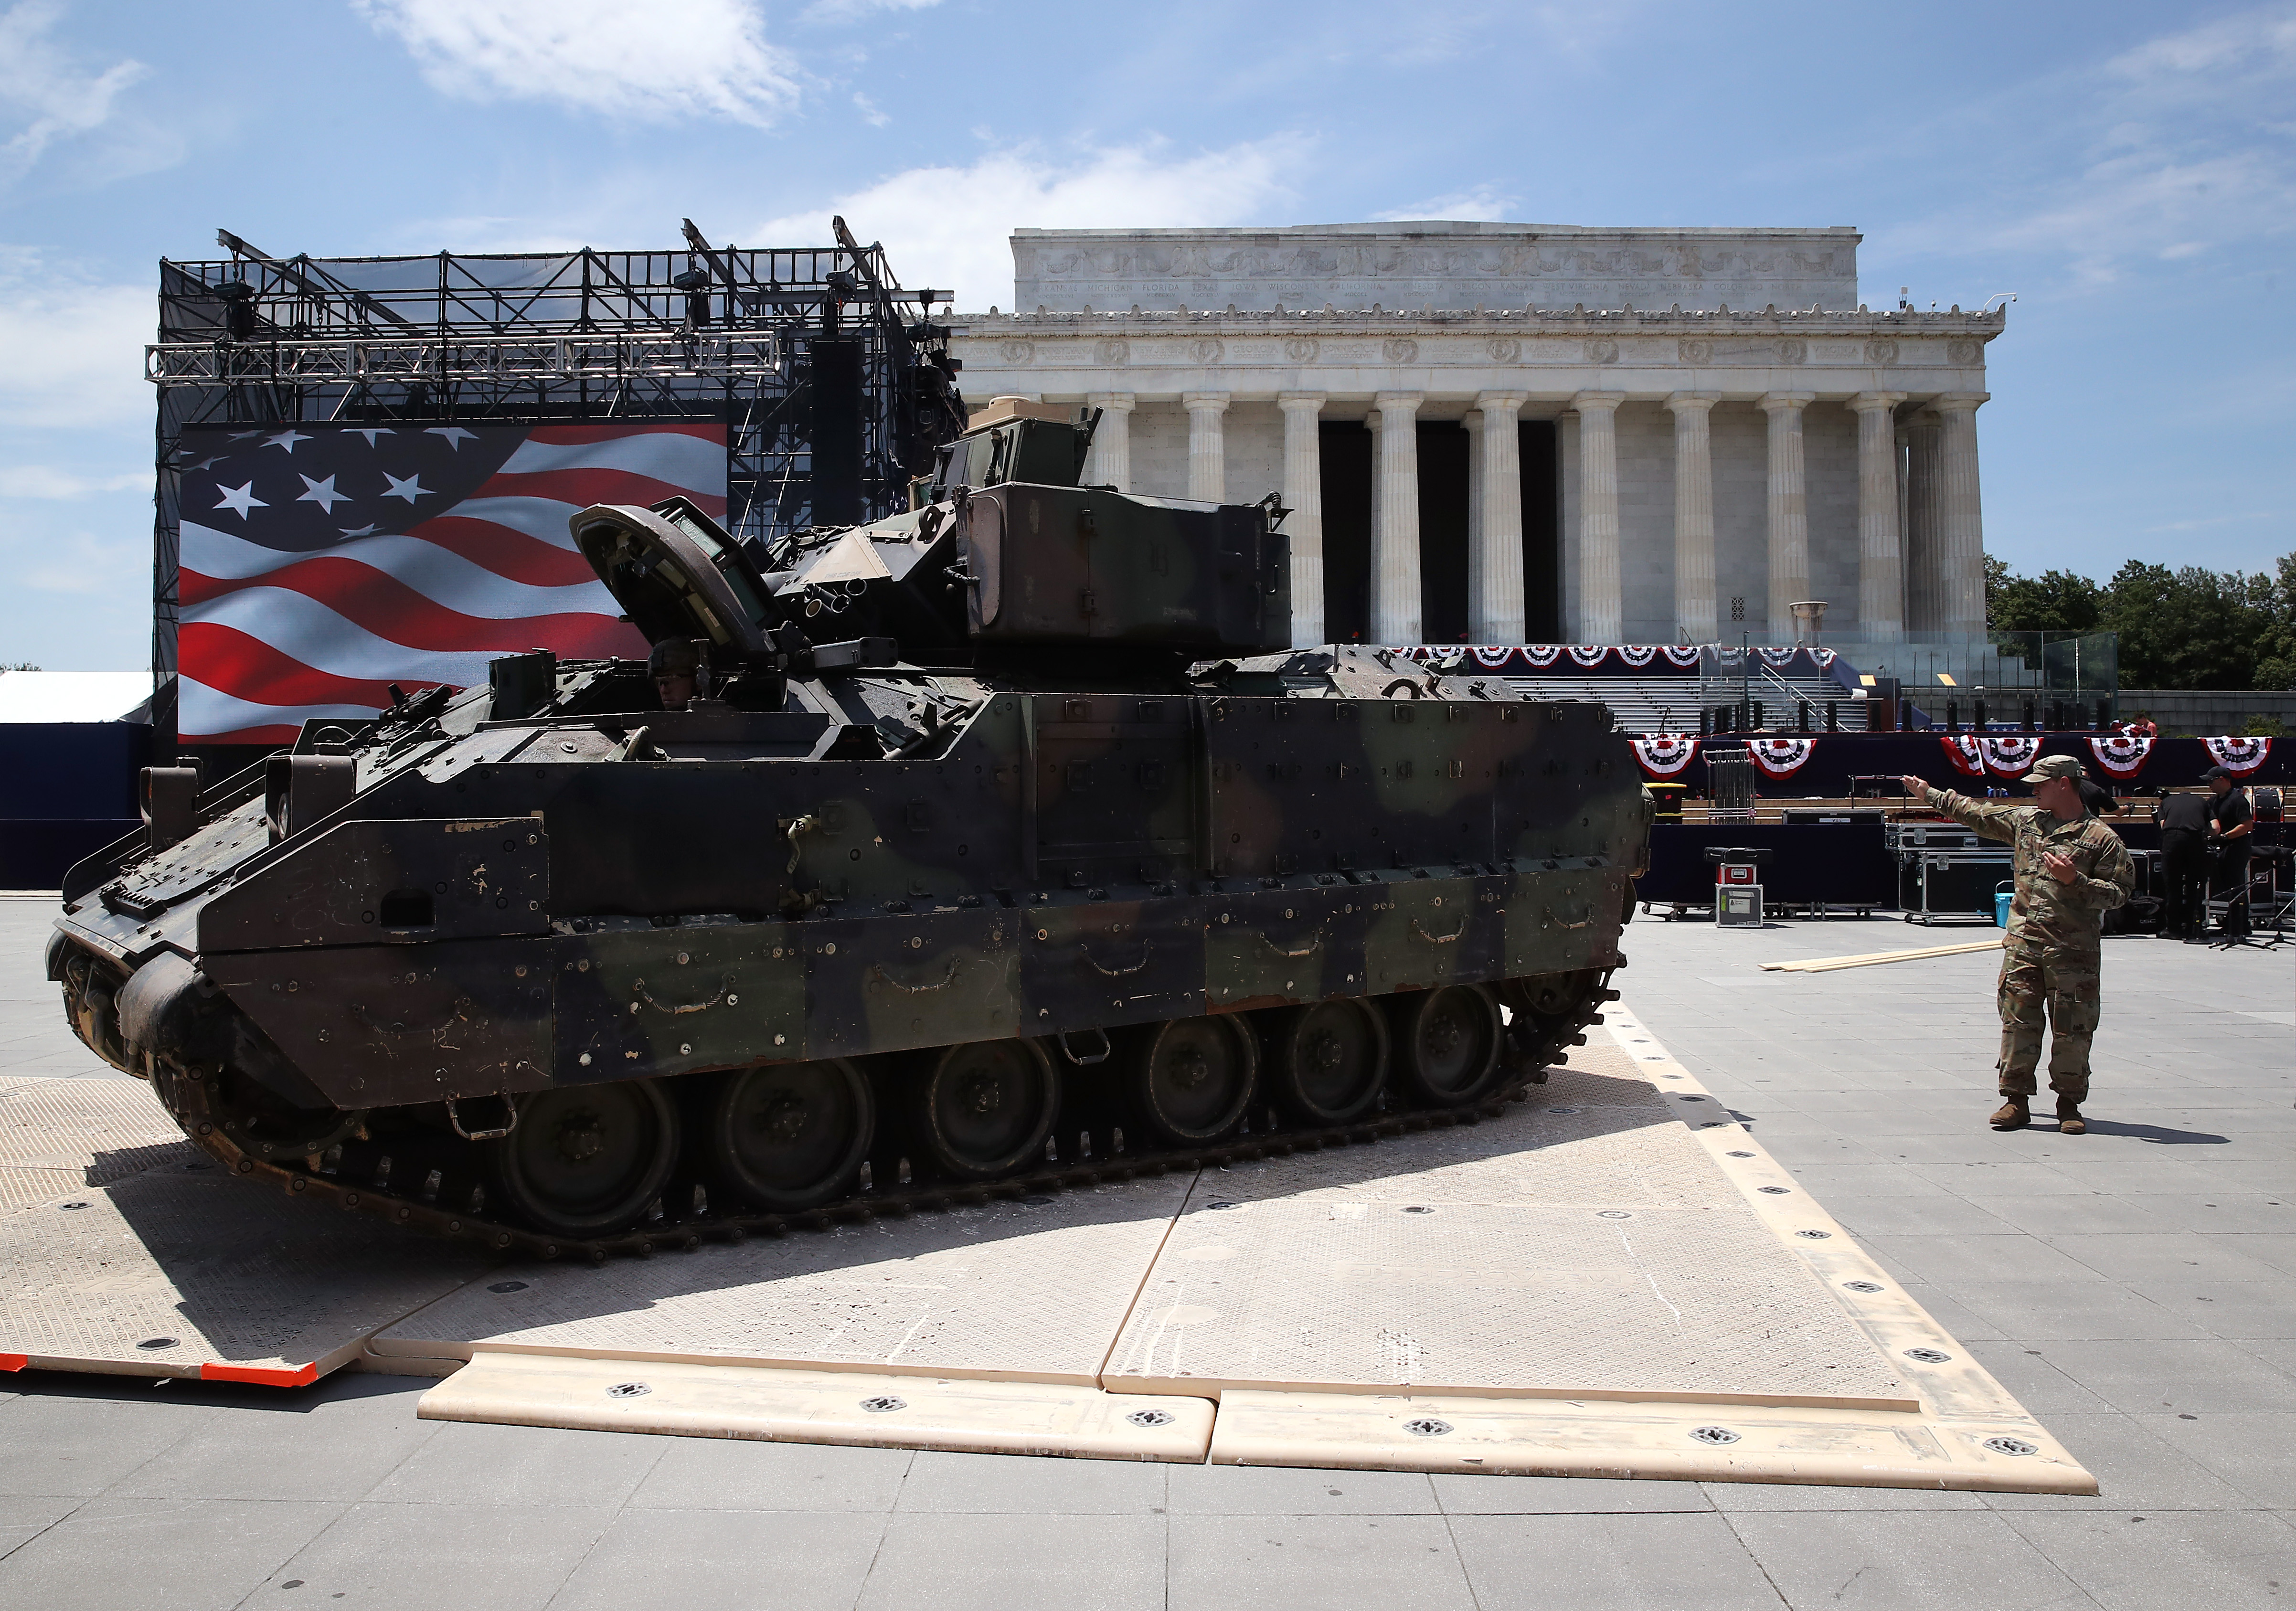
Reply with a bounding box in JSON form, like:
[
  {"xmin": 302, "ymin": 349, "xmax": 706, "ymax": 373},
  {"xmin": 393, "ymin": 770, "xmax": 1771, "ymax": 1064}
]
[{"xmin": 149, "ymin": 989, "xmax": 1612, "ymax": 1266}]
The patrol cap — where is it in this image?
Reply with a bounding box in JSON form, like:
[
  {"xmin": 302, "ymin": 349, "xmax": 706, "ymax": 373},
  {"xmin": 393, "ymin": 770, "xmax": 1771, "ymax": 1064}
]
[
  {"xmin": 647, "ymin": 638, "xmax": 704, "ymax": 677},
  {"xmin": 2021, "ymin": 754, "xmax": 2087, "ymax": 784},
  {"xmin": 2200, "ymin": 765, "xmax": 2233, "ymax": 781}
]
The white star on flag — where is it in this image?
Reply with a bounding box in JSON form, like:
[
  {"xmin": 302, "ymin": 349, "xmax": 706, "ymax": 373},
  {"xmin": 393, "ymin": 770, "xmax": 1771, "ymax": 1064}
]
[
  {"xmin": 213, "ymin": 481, "xmax": 267, "ymax": 519},
  {"xmin": 296, "ymin": 474, "xmax": 349, "ymax": 512},
  {"xmin": 338, "ymin": 524, "xmax": 381, "ymax": 537},
  {"xmin": 352, "ymin": 428, "xmax": 395, "ymax": 447},
  {"xmin": 425, "ymin": 426, "xmax": 478, "ymax": 450},
  {"xmin": 264, "ymin": 429, "xmax": 312, "ymax": 454},
  {"xmin": 381, "ymin": 472, "xmax": 429, "ymax": 503}
]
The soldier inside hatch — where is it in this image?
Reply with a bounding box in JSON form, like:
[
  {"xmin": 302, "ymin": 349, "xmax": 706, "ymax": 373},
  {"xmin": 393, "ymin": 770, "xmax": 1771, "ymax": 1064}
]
[
  {"xmin": 1897, "ymin": 755, "xmax": 2135, "ymax": 1135},
  {"xmin": 649, "ymin": 638, "xmax": 707, "ymax": 710}
]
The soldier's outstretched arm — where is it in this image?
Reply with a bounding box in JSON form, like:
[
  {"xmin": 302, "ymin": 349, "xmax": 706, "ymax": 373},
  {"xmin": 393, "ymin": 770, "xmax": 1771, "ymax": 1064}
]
[{"xmin": 1897, "ymin": 775, "xmax": 2019, "ymax": 843}]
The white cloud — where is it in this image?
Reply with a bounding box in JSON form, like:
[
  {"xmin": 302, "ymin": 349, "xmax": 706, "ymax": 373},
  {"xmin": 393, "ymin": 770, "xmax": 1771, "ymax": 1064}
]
[
  {"xmin": 799, "ymin": 0, "xmax": 941, "ymax": 21},
  {"xmin": 1371, "ymin": 187, "xmax": 1518, "ymax": 224},
  {"xmin": 0, "ymin": 0, "xmax": 148, "ymax": 185},
  {"xmin": 0, "ymin": 263, "xmax": 150, "ymax": 429},
  {"xmin": 750, "ymin": 137, "xmax": 1308, "ymax": 310},
  {"xmin": 354, "ymin": 0, "xmax": 802, "ymax": 127},
  {"xmin": 1874, "ymin": 3, "xmax": 2296, "ymax": 288},
  {"xmin": 851, "ymin": 92, "xmax": 890, "ymax": 128}
]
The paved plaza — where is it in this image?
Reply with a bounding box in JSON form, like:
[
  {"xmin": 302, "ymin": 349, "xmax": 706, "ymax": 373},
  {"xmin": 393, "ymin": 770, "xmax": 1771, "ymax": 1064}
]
[{"xmin": 0, "ymin": 896, "xmax": 2288, "ymax": 1609}]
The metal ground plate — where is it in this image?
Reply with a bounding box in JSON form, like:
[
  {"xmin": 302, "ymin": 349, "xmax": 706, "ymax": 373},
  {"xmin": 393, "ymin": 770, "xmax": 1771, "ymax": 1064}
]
[
  {"xmin": 0, "ymin": 1161, "xmax": 489, "ymax": 1382},
  {"xmin": 372, "ymin": 1174, "xmax": 1194, "ymax": 1383},
  {"xmin": 0, "ymin": 1028, "xmax": 2093, "ymax": 1489}
]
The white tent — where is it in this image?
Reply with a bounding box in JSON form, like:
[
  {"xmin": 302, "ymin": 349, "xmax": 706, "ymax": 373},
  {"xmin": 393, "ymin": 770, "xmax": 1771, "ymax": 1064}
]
[{"xmin": 0, "ymin": 671, "xmax": 152, "ymax": 724}]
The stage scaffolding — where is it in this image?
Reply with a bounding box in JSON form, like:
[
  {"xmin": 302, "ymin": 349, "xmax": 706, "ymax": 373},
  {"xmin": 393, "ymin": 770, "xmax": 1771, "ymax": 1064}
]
[{"xmin": 144, "ymin": 223, "xmax": 963, "ymax": 748}]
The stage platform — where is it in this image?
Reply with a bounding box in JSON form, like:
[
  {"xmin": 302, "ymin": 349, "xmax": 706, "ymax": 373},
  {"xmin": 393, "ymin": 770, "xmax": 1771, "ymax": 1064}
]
[{"xmin": 0, "ymin": 1022, "xmax": 2091, "ymax": 1492}]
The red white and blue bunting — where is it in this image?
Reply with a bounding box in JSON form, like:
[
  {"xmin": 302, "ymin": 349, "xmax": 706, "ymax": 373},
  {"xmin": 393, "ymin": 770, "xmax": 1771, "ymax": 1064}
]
[
  {"xmin": 1940, "ymin": 735, "xmax": 1986, "ymax": 776},
  {"xmin": 1616, "ymin": 645, "xmax": 1659, "ymax": 668},
  {"xmin": 2202, "ymin": 736, "xmax": 2272, "ymax": 775},
  {"xmin": 1630, "ymin": 734, "xmax": 1699, "ymax": 777},
  {"xmin": 1747, "ymin": 736, "xmax": 1818, "ymax": 779},
  {"xmin": 1567, "ymin": 645, "xmax": 1610, "ymax": 667},
  {"xmin": 1662, "ymin": 645, "xmax": 1702, "ymax": 668},
  {"xmin": 1978, "ymin": 735, "xmax": 2042, "ymax": 778},
  {"xmin": 2088, "ymin": 733, "xmax": 2155, "ymax": 779},
  {"xmin": 1521, "ymin": 645, "xmax": 1563, "ymax": 668}
]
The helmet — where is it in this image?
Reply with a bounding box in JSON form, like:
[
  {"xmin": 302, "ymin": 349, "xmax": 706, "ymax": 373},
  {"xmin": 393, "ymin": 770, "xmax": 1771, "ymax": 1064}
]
[{"xmin": 647, "ymin": 639, "xmax": 705, "ymax": 678}]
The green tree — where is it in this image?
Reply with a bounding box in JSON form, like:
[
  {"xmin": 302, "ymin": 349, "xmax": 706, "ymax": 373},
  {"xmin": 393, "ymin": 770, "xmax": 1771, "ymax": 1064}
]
[
  {"xmin": 2102, "ymin": 561, "xmax": 2275, "ymax": 689},
  {"xmin": 1990, "ymin": 568, "xmax": 2103, "ymax": 633}
]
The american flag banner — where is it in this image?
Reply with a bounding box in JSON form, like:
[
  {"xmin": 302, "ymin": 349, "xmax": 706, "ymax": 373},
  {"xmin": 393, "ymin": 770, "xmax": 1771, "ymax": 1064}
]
[{"xmin": 174, "ymin": 423, "xmax": 724, "ymax": 743}]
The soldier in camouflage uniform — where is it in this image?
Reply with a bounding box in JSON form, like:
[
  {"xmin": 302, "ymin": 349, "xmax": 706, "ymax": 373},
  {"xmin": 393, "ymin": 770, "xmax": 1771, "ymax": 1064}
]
[{"xmin": 1898, "ymin": 754, "xmax": 2135, "ymax": 1134}]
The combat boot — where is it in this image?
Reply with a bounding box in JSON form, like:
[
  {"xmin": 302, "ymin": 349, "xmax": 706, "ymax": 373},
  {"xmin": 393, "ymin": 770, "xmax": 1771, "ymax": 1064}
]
[
  {"xmin": 2056, "ymin": 1099, "xmax": 2086, "ymax": 1136},
  {"xmin": 1990, "ymin": 1097, "xmax": 2030, "ymax": 1130}
]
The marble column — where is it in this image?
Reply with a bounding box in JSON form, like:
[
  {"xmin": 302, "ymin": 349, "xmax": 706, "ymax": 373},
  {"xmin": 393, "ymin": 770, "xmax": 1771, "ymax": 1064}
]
[
  {"xmin": 1759, "ymin": 392, "xmax": 1815, "ymax": 641},
  {"xmin": 1572, "ymin": 392, "xmax": 1624, "ymax": 644},
  {"xmin": 1463, "ymin": 411, "xmax": 1485, "ymax": 630},
  {"xmin": 1372, "ymin": 392, "xmax": 1423, "ymax": 645},
  {"xmin": 1183, "ymin": 391, "xmax": 1228, "ymax": 504},
  {"xmin": 1278, "ymin": 392, "xmax": 1326, "ymax": 647},
  {"xmin": 1083, "ymin": 392, "xmax": 1134, "ymax": 492},
  {"xmin": 1903, "ymin": 410, "xmax": 1945, "ymax": 634},
  {"xmin": 1850, "ymin": 392, "xmax": 1907, "ymax": 642},
  {"xmin": 1367, "ymin": 409, "xmax": 1384, "ymax": 638},
  {"xmin": 1471, "ymin": 391, "xmax": 1528, "ymax": 644},
  {"xmin": 1664, "ymin": 392, "xmax": 1718, "ymax": 643},
  {"xmin": 1935, "ymin": 393, "xmax": 1989, "ymax": 637}
]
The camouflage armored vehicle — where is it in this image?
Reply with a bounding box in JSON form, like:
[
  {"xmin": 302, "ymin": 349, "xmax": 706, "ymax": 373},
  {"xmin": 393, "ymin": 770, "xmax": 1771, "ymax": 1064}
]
[{"xmin": 51, "ymin": 396, "xmax": 1648, "ymax": 1257}]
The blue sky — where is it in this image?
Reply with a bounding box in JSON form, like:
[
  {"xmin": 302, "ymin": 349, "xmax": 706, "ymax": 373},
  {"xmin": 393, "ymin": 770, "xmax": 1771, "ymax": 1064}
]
[{"xmin": 2, "ymin": 0, "xmax": 2291, "ymax": 668}]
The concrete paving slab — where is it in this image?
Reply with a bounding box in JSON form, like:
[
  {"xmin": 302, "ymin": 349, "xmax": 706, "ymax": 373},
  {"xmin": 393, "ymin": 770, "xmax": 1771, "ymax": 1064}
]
[
  {"xmin": 105, "ymin": 1374, "xmax": 445, "ymax": 1503},
  {"xmin": 548, "ymin": 1508, "xmax": 890, "ymax": 1611},
  {"xmin": 1167, "ymin": 1512, "xmax": 1477, "ymax": 1611},
  {"xmin": 896, "ymin": 1447, "xmax": 1169, "ymax": 1511},
  {"xmin": 1447, "ymin": 1511, "xmax": 1789, "ymax": 1611},
  {"xmin": 1999, "ymin": 1508, "xmax": 2296, "ymax": 1611},
  {"xmin": 0, "ymin": 1494, "xmax": 347, "ymax": 1611},
  {"xmin": 254, "ymin": 1499, "xmax": 618, "ymax": 1611},
  {"xmin": 857, "ymin": 1509, "xmax": 1166, "ymax": 1611},
  {"xmin": 1720, "ymin": 1508, "xmax": 2094, "ymax": 1610}
]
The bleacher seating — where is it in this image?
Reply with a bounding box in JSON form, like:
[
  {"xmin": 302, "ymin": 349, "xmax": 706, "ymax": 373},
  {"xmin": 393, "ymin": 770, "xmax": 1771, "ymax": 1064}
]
[{"xmin": 1498, "ymin": 672, "xmax": 1858, "ymax": 735}]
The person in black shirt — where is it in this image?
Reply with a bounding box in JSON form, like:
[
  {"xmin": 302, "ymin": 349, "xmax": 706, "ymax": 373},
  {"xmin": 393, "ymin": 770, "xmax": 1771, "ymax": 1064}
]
[
  {"xmin": 2205, "ymin": 767, "xmax": 2255, "ymax": 935},
  {"xmin": 2153, "ymin": 786, "xmax": 2214, "ymax": 939}
]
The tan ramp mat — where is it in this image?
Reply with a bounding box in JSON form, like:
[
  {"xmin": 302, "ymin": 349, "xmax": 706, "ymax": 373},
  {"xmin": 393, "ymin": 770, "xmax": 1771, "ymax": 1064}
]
[
  {"xmin": 1102, "ymin": 1044, "xmax": 1914, "ymax": 1410},
  {"xmin": 421, "ymin": 1351, "xmax": 1214, "ymax": 1462},
  {"xmin": 0, "ymin": 1161, "xmax": 488, "ymax": 1384},
  {"xmin": 0, "ymin": 1076, "xmax": 201, "ymax": 1213},
  {"xmin": 372, "ymin": 1174, "xmax": 1194, "ymax": 1384},
  {"xmin": 1206, "ymin": 1390, "xmax": 2095, "ymax": 1492}
]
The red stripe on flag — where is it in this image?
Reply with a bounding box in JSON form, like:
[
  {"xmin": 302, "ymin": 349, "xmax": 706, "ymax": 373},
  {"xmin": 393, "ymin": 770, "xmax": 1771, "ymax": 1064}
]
[
  {"xmin": 190, "ymin": 725, "xmax": 309, "ymax": 746},
  {"xmin": 182, "ymin": 624, "xmax": 443, "ymax": 709},
  {"xmin": 182, "ymin": 560, "xmax": 646, "ymax": 656},
  {"xmin": 474, "ymin": 469, "xmax": 727, "ymax": 517},
  {"xmin": 398, "ymin": 516, "xmax": 605, "ymax": 588},
  {"xmin": 525, "ymin": 423, "xmax": 726, "ymax": 446}
]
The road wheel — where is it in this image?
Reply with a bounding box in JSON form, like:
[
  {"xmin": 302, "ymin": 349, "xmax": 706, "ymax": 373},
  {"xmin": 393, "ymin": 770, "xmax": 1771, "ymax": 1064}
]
[
  {"xmin": 1263, "ymin": 999, "xmax": 1387, "ymax": 1125},
  {"xmin": 485, "ymin": 1080, "xmax": 680, "ymax": 1237},
  {"xmin": 695, "ymin": 1060, "xmax": 872, "ymax": 1214},
  {"xmin": 1122, "ymin": 1016, "xmax": 1258, "ymax": 1147},
  {"xmin": 1387, "ymin": 985, "xmax": 1502, "ymax": 1108},
  {"xmin": 914, "ymin": 1039, "xmax": 1058, "ymax": 1180}
]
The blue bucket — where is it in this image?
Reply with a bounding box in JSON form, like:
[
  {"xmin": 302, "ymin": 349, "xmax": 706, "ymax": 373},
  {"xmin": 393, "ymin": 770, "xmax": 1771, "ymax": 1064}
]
[{"xmin": 1994, "ymin": 885, "xmax": 2014, "ymax": 928}]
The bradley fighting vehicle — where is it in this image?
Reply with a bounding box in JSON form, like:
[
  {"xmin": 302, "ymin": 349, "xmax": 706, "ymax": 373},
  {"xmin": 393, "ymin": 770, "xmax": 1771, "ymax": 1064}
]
[{"xmin": 51, "ymin": 396, "xmax": 1649, "ymax": 1258}]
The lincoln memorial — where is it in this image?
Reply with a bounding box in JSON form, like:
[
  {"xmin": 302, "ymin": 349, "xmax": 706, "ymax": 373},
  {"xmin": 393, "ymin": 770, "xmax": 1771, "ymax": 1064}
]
[{"xmin": 946, "ymin": 223, "xmax": 2001, "ymax": 651}]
